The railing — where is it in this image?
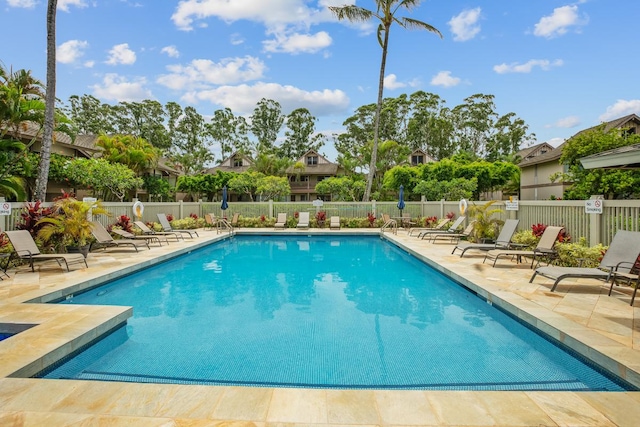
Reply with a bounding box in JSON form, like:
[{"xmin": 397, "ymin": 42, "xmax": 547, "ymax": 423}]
[{"xmin": 3, "ymin": 199, "xmax": 640, "ymax": 246}]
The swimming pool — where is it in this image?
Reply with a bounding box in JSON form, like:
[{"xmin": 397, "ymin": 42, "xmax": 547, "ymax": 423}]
[{"xmin": 42, "ymin": 235, "xmax": 632, "ymax": 391}]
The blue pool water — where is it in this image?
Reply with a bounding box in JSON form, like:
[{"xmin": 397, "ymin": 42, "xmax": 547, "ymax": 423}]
[{"xmin": 43, "ymin": 235, "xmax": 630, "ymax": 390}]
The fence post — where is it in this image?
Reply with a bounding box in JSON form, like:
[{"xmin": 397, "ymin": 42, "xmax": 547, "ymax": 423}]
[{"xmin": 589, "ymin": 212, "xmax": 601, "ymax": 247}]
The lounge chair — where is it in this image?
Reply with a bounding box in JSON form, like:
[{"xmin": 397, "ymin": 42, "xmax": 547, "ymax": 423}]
[
  {"xmin": 5, "ymin": 230, "xmax": 87, "ymax": 271},
  {"xmin": 409, "ymin": 218, "xmax": 450, "ymax": 237},
  {"xmin": 274, "ymin": 213, "xmax": 287, "ymax": 229},
  {"xmin": 157, "ymin": 213, "xmax": 198, "ymax": 238},
  {"xmin": 484, "ymin": 225, "xmax": 564, "ymax": 268},
  {"xmin": 111, "ymin": 228, "xmax": 164, "ymax": 247},
  {"xmin": 329, "ymin": 216, "xmax": 341, "ymax": 230},
  {"xmin": 530, "ymin": 229, "xmax": 640, "ymax": 293},
  {"xmin": 427, "ymin": 221, "xmax": 476, "ymax": 244},
  {"xmin": 134, "ymin": 221, "xmax": 182, "ymax": 241},
  {"xmin": 91, "ymin": 221, "xmax": 149, "ymax": 252},
  {"xmin": 419, "ymin": 216, "xmax": 466, "ymax": 240},
  {"xmin": 297, "ymin": 212, "xmax": 310, "ymax": 229},
  {"xmin": 452, "ymin": 219, "xmax": 520, "ymax": 257},
  {"xmin": 381, "ymin": 213, "xmax": 397, "ymax": 234}
]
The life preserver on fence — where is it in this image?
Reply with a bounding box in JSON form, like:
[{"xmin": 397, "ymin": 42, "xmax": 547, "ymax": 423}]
[
  {"xmin": 133, "ymin": 201, "xmax": 144, "ymax": 219},
  {"xmin": 459, "ymin": 198, "xmax": 468, "ymax": 215}
]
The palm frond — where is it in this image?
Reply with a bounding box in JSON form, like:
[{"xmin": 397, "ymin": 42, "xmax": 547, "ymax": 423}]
[
  {"xmin": 400, "ymin": 17, "xmax": 443, "ymax": 37},
  {"xmin": 329, "ymin": 5, "xmax": 373, "ymax": 23}
]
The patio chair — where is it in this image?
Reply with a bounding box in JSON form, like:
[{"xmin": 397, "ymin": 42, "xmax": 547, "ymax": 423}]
[
  {"xmin": 134, "ymin": 221, "xmax": 182, "ymax": 242},
  {"xmin": 427, "ymin": 221, "xmax": 476, "ymax": 244},
  {"xmin": 484, "ymin": 226, "xmax": 564, "ymax": 268},
  {"xmin": 381, "ymin": 213, "xmax": 397, "ymax": 234},
  {"xmin": 5, "ymin": 230, "xmax": 88, "ymax": 272},
  {"xmin": 91, "ymin": 221, "xmax": 149, "ymax": 252},
  {"xmin": 157, "ymin": 213, "xmax": 199, "ymax": 238},
  {"xmin": 274, "ymin": 213, "xmax": 287, "ymax": 229},
  {"xmin": 452, "ymin": 219, "xmax": 520, "ymax": 257},
  {"xmin": 329, "ymin": 216, "xmax": 341, "ymax": 230},
  {"xmin": 111, "ymin": 228, "xmax": 165, "ymax": 247},
  {"xmin": 530, "ymin": 230, "xmax": 640, "ymax": 294},
  {"xmin": 419, "ymin": 216, "xmax": 466, "ymax": 240},
  {"xmin": 409, "ymin": 218, "xmax": 450, "ymax": 237},
  {"xmin": 297, "ymin": 212, "xmax": 310, "ymax": 229}
]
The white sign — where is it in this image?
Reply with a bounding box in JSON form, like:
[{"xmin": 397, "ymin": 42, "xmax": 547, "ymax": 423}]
[
  {"xmin": 0, "ymin": 202, "xmax": 11, "ymax": 216},
  {"xmin": 585, "ymin": 199, "xmax": 603, "ymax": 214},
  {"xmin": 312, "ymin": 199, "xmax": 324, "ymax": 207},
  {"xmin": 505, "ymin": 201, "xmax": 519, "ymax": 211}
]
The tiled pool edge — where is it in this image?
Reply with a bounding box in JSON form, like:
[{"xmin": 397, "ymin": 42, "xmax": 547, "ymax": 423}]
[{"xmin": 383, "ymin": 233, "xmax": 640, "ymax": 389}]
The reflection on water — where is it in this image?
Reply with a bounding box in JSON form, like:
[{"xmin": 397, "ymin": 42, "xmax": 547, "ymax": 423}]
[{"xmin": 48, "ymin": 236, "xmax": 627, "ymax": 391}]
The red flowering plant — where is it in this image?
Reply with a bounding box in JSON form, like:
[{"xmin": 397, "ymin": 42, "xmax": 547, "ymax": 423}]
[
  {"xmin": 111, "ymin": 215, "xmax": 134, "ymax": 233},
  {"xmin": 423, "ymin": 216, "xmax": 438, "ymax": 227},
  {"xmin": 367, "ymin": 212, "xmax": 376, "ymax": 227},
  {"xmin": 17, "ymin": 201, "xmax": 56, "ymax": 238}
]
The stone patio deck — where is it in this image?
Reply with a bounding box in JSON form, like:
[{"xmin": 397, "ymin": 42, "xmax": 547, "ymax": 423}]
[{"xmin": 1, "ymin": 228, "xmax": 639, "ymax": 426}]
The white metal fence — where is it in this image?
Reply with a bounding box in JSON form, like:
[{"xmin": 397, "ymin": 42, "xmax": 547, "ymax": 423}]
[{"xmin": 3, "ymin": 199, "xmax": 640, "ymax": 246}]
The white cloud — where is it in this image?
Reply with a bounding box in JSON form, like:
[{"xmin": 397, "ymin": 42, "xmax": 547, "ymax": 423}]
[
  {"xmin": 493, "ymin": 59, "xmax": 563, "ymax": 74},
  {"xmin": 91, "ymin": 74, "xmax": 153, "ymax": 102},
  {"xmin": 430, "ymin": 71, "xmax": 461, "ymax": 88},
  {"xmin": 383, "ymin": 74, "xmax": 406, "ymax": 90},
  {"xmin": 161, "ymin": 45, "xmax": 180, "ymax": 58},
  {"xmin": 58, "ymin": 0, "xmax": 88, "ymax": 12},
  {"xmin": 183, "ymin": 82, "xmax": 350, "ymax": 116},
  {"xmin": 7, "ymin": 0, "xmax": 37, "ymax": 8},
  {"xmin": 156, "ymin": 56, "xmax": 266, "ymax": 90},
  {"xmin": 230, "ymin": 33, "xmax": 245, "ymax": 45},
  {"xmin": 448, "ymin": 8, "xmax": 481, "ymax": 42},
  {"xmin": 106, "ymin": 43, "xmax": 137, "ymax": 65},
  {"xmin": 549, "ymin": 116, "xmax": 581, "ymax": 128},
  {"xmin": 57, "ymin": 39, "xmax": 89, "ymax": 64},
  {"xmin": 171, "ymin": 0, "xmax": 332, "ymax": 31},
  {"xmin": 263, "ymin": 31, "xmax": 332, "ymax": 54},
  {"xmin": 534, "ymin": 5, "xmax": 588, "ymax": 39},
  {"xmin": 599, "ymin": 100, "xmax": 640, "ymax": 121}
]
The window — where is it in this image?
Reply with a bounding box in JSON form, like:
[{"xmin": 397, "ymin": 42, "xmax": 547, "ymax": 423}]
[
  {"xmin": 233, "ymin": 159, "xmax": 243, "ymax": 167},
  {"xmin": 411, "ymin": 155, "xmax": 424, "ymax": 165},
  {"xmin": 307, "ymin": 155, "xmax": 318, "ymax": 166}
]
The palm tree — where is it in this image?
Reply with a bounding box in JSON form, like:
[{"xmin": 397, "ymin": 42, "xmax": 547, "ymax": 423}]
[
  {"xmin": 329, "ymin": 1, "xmax": 442, "ymax": 201},
  {"xmin": 35, "ymin": 0, "xmax": 58, "ymax": 201}
]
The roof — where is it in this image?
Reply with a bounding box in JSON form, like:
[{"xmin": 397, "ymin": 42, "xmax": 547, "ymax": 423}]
[
  {"xmin": 519, "ymin": 114, "xmax": 640, "ymax": 168},
  {"xmin": 580, "ymin": 143, "xmax": 640, "ymax": 169}
]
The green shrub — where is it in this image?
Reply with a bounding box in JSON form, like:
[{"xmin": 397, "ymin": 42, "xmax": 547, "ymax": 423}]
[{"xmin": 554, "ymin": 238, "xmax": 606, "ymax": 267}]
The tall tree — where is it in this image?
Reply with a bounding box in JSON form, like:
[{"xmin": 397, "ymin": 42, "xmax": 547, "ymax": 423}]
[
  {"xmin": 281, "ymin": 107, "xmax": 324, "ymax": 160},
  {"xmin": 35, "ymin": 0, "xmax": 58, "ymax": 201},
  {"xmin": 330, "ymin": 0, "xmax": 442, "ymax": 201},
  {"xmin": 250, "ymin": 98, "xmax": 284, "ymax": 155}
]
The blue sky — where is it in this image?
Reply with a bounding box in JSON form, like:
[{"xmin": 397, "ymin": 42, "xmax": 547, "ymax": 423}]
[{"xmin": 3, "ymin": 0, "xmax": 640, "ymax": 162}]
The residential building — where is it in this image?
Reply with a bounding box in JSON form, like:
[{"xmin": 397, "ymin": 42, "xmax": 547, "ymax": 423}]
[
  {"xmin": 286, "ymin": 150, "xmax": 343, "ymax": 201},
  {"xmin": 519, "ymin": 114, "xmax": 640, "ymax": 200}
]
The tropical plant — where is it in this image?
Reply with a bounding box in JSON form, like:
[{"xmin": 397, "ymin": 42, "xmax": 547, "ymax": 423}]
[
  {"xmin": 36, "ymin": 197, "xmax": 109, "ymax": 250},
  {"xmin": 329, "ymin": 0, "xmax": 442, "ymax": 201},
  {"xmin": 466, "ymin": 200, "xmax": 504, "ymax": 242}
]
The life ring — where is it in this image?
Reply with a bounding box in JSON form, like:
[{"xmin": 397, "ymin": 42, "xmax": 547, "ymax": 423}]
[
  {"xmin": 132, "ymin": 201, "xmax": 144, "ymax": 219},
  {"xmin": 459, "ymin": 198, "xmax": 468, "ymax": 215}
]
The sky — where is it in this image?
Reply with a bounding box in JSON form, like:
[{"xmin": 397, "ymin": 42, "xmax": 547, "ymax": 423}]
[{"xmin": 2, "ymin": 0, "xmax": 640, "ymax": 162}]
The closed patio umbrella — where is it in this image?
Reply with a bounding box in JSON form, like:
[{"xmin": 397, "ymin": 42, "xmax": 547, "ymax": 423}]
[
  {"xmin": 397, "ymin": 185, "xmax": 405, "ymax": 216},
  {"xmin": 221, "ymin": 186, "xmax": 229, "ymax": 212}
]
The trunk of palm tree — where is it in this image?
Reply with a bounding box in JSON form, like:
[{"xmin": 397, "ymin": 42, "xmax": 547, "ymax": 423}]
[
  {"xmin": 363, "ymin": 26, "xmax": 391, "ymax": 202},
  {"xmin": 35, "ymin": 0, "xmax": 57, "ymax": 202}
]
